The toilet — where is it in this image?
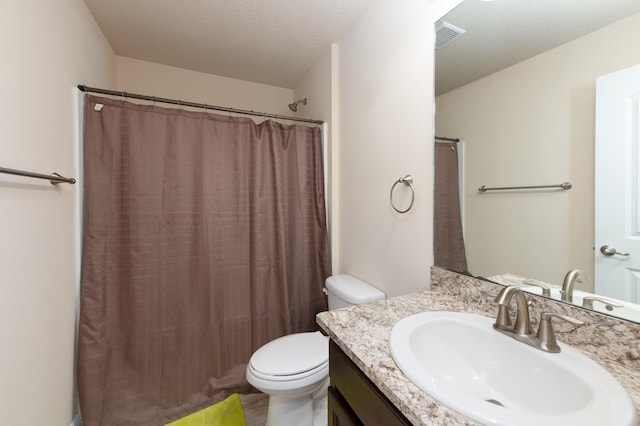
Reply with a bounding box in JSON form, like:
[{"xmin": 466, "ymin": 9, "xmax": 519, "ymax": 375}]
[{"xmin": 246, "ymin": 274, "xmax": 386, "ymax": 426}]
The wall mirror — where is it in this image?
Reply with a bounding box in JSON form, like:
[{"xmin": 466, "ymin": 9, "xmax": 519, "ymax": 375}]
[{"xmin": 434, "ymin": 0, "xmax": 640, "ymax": 322}]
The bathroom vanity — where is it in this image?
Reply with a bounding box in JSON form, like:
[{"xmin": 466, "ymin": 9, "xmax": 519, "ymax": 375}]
[
  {"xmin": 328, "ymin": 339, "xmax": 411, "ymax": 425},
  {"xmin": 316, "ymin": 267, "xmax": 640, "ymax": 425}
]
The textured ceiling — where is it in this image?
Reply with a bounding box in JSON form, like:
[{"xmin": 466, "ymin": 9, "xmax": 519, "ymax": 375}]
[
  {"xmin": 85, "ymin": 0, "xmax": 640, "ymax": 93},
  {"xmin": 436, "ymin": 0, "xmax": 640, "ymax": 95},
  {"xmin": 84, "ymin": 0, "xmax": 372, "ymax": 89}
]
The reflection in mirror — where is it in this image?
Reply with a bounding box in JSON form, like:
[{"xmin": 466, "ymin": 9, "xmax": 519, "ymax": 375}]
[{"xmin": 433, "ymin": 0, "xmax": 640, "ymax": 322}]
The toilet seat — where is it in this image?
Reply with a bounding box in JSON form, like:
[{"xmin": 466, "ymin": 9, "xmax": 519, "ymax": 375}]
[
  {"xmin": 248, "ymin": 360, "xmax": 328, "ymax": 382},
  {"xmin": 249, "ymin": 331, "xmax": 329, "ymax": 382}
]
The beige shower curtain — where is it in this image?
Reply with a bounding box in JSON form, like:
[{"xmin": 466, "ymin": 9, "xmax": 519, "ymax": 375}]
[
  {"xmin": 77, "ymin": 96, "xmax": 330, "ymax": 425},
  {"xmin": 434, "ymin": 141, "xmax": 468, "ymax": 272}
]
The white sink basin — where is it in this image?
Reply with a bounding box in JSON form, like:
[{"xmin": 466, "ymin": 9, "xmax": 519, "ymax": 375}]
[{"xmin": 389, "ymin": 311, "xmax": 637, "ymax": 426}]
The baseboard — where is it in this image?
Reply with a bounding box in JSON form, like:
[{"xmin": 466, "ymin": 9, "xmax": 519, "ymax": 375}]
[{"xmin": 70, "ymin": 413, "xmax": 81, "ymax": 426}]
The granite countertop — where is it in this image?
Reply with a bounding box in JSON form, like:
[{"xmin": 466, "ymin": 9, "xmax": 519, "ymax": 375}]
[
  {"xmin": 317, "ymin": 290, "xmax": 483, "ymax": 425},
  {"xmin": 316, "ymin": 268, "xmax": 640, "ymax": 425}
]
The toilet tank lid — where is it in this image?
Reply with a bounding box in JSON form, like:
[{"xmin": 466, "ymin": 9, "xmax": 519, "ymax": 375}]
[{"xmin": 325, "ymin": 274, "xmax": 385, "ymax": 304}]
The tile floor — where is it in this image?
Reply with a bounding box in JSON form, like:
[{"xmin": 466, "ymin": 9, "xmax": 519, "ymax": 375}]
[{"xmin": 239, "ymin": 393, "xmax": 268, "ymax": 426}]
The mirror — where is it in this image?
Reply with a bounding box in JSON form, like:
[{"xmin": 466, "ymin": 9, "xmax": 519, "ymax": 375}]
[{"xmin": 434, "ymin": 0, "xmax": 640, "ymax": 322}]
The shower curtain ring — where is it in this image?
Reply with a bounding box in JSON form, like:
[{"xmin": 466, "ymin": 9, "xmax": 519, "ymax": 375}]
[{"xmin": 390, "ymin": 175, "xmax": 415, "ymax": 213}]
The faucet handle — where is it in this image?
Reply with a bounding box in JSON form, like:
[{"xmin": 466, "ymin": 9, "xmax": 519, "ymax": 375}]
[
  {"xmin": 494, "ymin": 304, "xmax": 512, "ymax": 331},
  {"xmin": 536, "ymin": 312, "xmax": 584, "ymax": 353},
  {"xmin": 522, "ymin": 280, "xmax": 551, "ymax": 297},
  {"xmin": 582, "ymin": 296, "xmax": 624, "ymax": 310}
]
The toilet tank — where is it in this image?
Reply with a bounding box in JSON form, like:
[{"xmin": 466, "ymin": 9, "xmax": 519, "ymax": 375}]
[{"xmin": 325, "ymin": 274, "xmax": 386, "ymax": 310}]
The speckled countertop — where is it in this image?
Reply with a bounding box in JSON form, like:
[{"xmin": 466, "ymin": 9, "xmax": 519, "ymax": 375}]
[{"xmin": 316, "ymin": 267, "xmax": 640, "ymax": 425}]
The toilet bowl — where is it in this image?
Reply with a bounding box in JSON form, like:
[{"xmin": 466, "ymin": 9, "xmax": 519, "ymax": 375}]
[
  {"xmin": 247, "ymin": 331, "xmax": 329, "ymax": 425},
  {"xmin": 246, "ymin": 275, "xmax": 385, "ymax": 426}
]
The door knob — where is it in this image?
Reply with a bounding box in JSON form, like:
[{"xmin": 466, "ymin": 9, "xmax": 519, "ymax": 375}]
[{"xmin": 600, "ymin": 245, "xmax": 630, "ymax": 257}]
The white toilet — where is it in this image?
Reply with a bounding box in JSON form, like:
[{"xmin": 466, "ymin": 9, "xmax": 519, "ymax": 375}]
[{"xmin": 246, "ymin": 274, "xmax": 386, "ymax": 426}]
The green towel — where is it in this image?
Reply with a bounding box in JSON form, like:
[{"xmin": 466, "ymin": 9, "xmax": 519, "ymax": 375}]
[{"xmin": 165, "ymin": 393, "xmax": 246, "ymax": 426}]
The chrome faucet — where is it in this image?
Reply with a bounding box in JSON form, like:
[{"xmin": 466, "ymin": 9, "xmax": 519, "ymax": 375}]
[
  {"xmin": 493, "ymin": 285, "xmax": 584, "ymax": 353},
  {"xmin": 494, "ymin": 285, "xmax": 532, "ymax": 335},
  {"xmin": 560, "ymin": 269, "xmax": 584, "ymax": 302}
]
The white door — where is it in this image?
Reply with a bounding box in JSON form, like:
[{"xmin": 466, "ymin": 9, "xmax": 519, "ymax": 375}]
[{"xmin": 595, "ymin": 64, "xmax": 640, "ymax": 303}]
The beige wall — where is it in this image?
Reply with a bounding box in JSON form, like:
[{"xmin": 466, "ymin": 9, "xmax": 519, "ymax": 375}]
[
  {"xmin": 293, "ymin": 44, "xmax": 340, "ymax": 272},
  {"xmin": 336, "ymin": 0, "xmax": 461, "ymax": 297},
  {"xmin": 0, "ymin": 0, "xmax": 469, "ymax": 422},
  {"xmin": 0, "ymin": 0, "xmax": 115, "ymax": 425},
  {"xmin": 436, "ymin": 13, "xmax": 640, "ymax": 289},
  {"xmin": 116, "ymin": 56, "xmax": 294, "ymax": 116}
]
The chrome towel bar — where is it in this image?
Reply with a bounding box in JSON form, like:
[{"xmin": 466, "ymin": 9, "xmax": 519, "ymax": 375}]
[
  {"xmin": 479, "ymin": 182, "xmax": 572, "ymax": 192},
  {"xmin": 0, "ymin": 166, "xmax": 76, "ymax": 185}
]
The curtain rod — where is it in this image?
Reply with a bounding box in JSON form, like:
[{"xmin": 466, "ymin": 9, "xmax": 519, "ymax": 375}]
[
  {"xmin": 435, "ymin": 136, "xmax": 460, "ymax": 143},
  {"xmin": 77, "ymin": 85, "xmax": 324, "ymax": 125}
]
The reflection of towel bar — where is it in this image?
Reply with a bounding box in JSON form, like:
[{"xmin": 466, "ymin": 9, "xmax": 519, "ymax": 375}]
[{"xmin": 478, "ymin": 182, "xmax": 572, "ymax": 192}]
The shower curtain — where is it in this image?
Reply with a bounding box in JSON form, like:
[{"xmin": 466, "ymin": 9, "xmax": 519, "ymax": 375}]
[
  {"xmin": 77, "ymin": 96, "xmax": 331, "ymax": 425},
  {"xmin": 434, "ymin": 141, "xmax": 468, "ymax": 272}
]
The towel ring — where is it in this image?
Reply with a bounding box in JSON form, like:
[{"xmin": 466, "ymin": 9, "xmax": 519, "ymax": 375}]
[{"xmin": 390, "ymin": 175, "xmax": 414, "ymax": 213}]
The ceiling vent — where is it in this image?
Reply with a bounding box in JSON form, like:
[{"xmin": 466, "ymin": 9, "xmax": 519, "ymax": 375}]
[{"xmin": 435, "ymin": 22, "xmax": 466, "ymax": 49}]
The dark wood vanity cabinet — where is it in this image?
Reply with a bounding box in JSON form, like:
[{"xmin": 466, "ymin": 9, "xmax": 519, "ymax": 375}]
[{"xmin": 328, "ymin": 340, "xmax": 412, "ymax": 426}]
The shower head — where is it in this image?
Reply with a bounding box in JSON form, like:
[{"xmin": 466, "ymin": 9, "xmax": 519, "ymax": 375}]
[{"xmin": 288, "ymin": 98, "xmax": 307, "ymax": 112}]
